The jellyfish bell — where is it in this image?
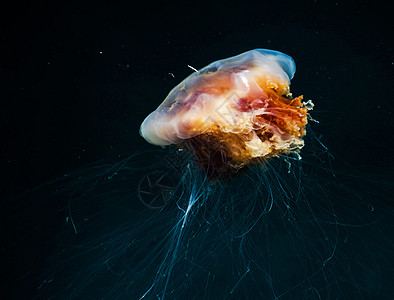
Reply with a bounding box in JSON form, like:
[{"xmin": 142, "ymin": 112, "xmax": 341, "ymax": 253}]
[{"xmin": 140, "ymin": 49, "xmax": 312, "ymax": 179}]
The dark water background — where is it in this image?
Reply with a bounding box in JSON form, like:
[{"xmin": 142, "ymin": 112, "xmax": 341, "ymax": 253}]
[{"xmin": 1, "ymin": 1, "xmax": 393, "ymax": 299}]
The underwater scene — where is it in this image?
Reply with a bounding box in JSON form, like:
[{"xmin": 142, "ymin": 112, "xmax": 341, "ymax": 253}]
[{"xmin": 2, "ymin": 1, "xmax": 393, "ymax": 299}]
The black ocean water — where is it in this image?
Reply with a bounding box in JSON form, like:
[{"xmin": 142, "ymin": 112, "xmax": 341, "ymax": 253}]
[{"xmin": 2, "ymin": 1, "xmax": 393, "ymax": 299}]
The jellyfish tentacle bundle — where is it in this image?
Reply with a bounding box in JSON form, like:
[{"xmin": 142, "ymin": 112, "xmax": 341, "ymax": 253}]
[{"xmin": 140, "ymin": 49, "xmax": 312, "ymax": 178}]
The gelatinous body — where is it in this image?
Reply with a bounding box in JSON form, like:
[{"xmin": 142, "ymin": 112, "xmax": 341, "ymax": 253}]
[{"xmin": 140, "ymin": 49, "xmax": 312, "ymax": 178}]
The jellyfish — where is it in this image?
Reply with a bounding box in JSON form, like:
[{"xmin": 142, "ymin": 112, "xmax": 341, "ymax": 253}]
[
  {"xmin": 140, "ymin": 49, "xmax": 312, "ymax": 179},
  {"xmin": 30, "ymin": 50, "xmax": 391, "ymax": 300}
]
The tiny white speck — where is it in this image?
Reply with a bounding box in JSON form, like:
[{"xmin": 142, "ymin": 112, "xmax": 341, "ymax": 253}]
[{"xmin": 187, "ymin": 65, "xmax": 199, "ymax": 73}]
